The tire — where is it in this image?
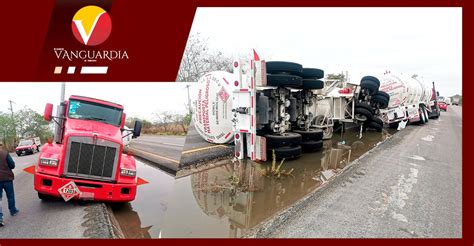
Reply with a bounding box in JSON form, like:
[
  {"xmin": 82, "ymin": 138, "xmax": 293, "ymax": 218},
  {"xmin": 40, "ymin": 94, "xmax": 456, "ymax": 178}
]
[
  {"xmin": 266, "ymin": 61, "xmax": 303, "ymax": 76},
  {"xmin": 360, "ymin": 77, "xmax": 379, "ymax": 95},
  {"xmin": 423, "ymin": 107, "xmax": 429, "ymax": 123},
  {"xmin": 364, "ymin": 121, "xmax": 383, "ymax": 132},
  {"xmin": 419, "ymin": 108, "xmax": 426, "ymax": 125},
  {"xmin": 268, "ymin": 145, "xmax": 302, "ymax": 160},
  {"xmin": 354, "ymin": 107, "xmax": 373, "ymax": 122},
  {"xmin": 355, "ymin": 102, "xmax": 374, "ymax": 114},
  {"xmin": 297, "ymin": 79, "xmax": 324, "ymax": 90},
  {"xmin": 267, "ymin": 74, "xmax": 303, "ymax": 88},
  {"xmin": 371, "ymin": 117, "xmax": 384, "ymax": 126},
  {"xmin": 301, "ymin": 68, "xmax": 324, "ymax": 79},
  {"xmin": 265, "ymin": 132, "xmax": 302, "ymax": 148},
  {"xmin": 372, "ymin": 91, "xmax": 390, "ymax": 109},
  {"xmin": 292, "ymin": 128, "xmax": 324, "ymax": 142},
  {"xmin": 374, "ymin": 91, "xmax": 390, "ymax": 100},
  {"xmin": 361, "ymin": 76, "xmax": 380, "ymax": 87},
  {"xmin": 300, "ymin": 140, "xmax": 324, "ymax": 152},
  {"xmin": 16, "ymin": 152, "xmax": 21, "ymax": 157}
]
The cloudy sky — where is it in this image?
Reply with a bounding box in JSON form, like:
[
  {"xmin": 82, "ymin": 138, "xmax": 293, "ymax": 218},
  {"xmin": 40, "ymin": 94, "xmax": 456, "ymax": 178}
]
[
  {"xmin": 190, "ymin": 7, "xmax": 462, "ymax": 97},
  {"xmin": 0, "ymin": 82, "xmax": 197, "ymax": 121}
]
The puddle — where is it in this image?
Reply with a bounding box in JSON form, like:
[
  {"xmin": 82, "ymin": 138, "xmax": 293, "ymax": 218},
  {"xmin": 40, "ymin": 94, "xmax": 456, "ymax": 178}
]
[
  {"xmin": 160, "ymin": 128, "xmax": 394, "ymax": 238},
  {"xmin": 111, "ymin": 160, "xmax": 175, "ymax": 238}
]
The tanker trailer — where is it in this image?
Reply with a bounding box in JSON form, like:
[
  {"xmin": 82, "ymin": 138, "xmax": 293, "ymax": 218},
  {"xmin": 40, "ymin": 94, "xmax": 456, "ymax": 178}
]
[{"xmin": 379, "ymin": 72, "xmax": 439, "ymax": 129}]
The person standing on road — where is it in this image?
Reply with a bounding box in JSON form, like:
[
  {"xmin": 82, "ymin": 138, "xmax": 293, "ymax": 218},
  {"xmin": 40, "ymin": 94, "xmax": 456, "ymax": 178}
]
[{"xmin": 0, "ymin": 142, "xmax": 19, "ymax": 227}]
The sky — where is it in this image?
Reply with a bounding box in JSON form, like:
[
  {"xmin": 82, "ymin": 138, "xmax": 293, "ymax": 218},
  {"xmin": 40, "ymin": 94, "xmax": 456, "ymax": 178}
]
[
  {"xmin": 0, "ymin": 82, "xmax": 197, "ymax": 121},
  {"xmin": 190, "ymin": 7, "xmax": 462, "ymax": 97}
]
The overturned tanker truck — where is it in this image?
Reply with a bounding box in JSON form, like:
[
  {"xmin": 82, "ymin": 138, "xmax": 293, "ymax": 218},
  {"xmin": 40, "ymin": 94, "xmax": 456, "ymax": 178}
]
[{"xmin": 193, "ymin": 52, "xmax": 386, "ymax": 161}]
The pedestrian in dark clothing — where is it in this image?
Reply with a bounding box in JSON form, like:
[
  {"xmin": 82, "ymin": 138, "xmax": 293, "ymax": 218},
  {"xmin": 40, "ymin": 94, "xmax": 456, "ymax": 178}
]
[{"xmin": 0, "ymin": 143, "xmax": 19, "ymax": 227}]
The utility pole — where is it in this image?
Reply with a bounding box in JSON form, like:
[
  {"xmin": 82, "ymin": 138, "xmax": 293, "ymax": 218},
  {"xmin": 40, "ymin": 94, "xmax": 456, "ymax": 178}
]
[
  {"xmin": 185, "ymin": 84, "xmax": 192, "ymax": 115},
  {"xmin": 60, "ymin": 82, "xmax": 66, "ymax": 103},
  {"xmin": 8, "ymin": 100, "xmax": 16, "ymax": 146}
]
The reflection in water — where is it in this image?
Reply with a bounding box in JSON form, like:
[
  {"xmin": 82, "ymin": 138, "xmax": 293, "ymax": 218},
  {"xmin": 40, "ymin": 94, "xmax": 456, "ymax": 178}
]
[
  {"xmin": 111, "ymin": 160, "xmax": 175, "ymax": 238},
  {"xmin": 186, "ymin": 129, "xmax": 392, "ymax": 237},
  {"xmin": 111, "ymin": 203, "xmax": 152, "ymax": 238}
]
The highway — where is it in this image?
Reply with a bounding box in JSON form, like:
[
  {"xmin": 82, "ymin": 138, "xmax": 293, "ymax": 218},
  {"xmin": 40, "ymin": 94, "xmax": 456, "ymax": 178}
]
[
  {"xmin": 178, "ymin": 122, "xmax": 233, "ymax": 172},
  {"xmin": 265, "ymin": 106, "xmax": 462, "ymax": 238},
  {"xmin": 125, "ymin": 134, "xmax": 185, "ymax": 173}
]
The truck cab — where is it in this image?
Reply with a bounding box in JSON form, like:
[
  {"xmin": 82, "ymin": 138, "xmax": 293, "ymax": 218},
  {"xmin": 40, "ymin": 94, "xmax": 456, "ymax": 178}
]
[{"xmin": 34, "ymin": 95, "xmax": 142, "ymax": 202}]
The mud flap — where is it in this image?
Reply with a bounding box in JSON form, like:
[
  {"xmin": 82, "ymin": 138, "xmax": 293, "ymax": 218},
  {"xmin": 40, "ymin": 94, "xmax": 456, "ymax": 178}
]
[{"xmin": 398, "ymin": 120, "xmax": 408, "ymax": 130}]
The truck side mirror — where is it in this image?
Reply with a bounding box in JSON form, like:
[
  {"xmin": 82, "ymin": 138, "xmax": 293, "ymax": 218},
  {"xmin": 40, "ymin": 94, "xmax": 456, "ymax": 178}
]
[
  {"xmin": 132, "ymin": 121, "xmax": 142, "ymax": 138},
  {"xmin": 437, "ymin": 91, "xmax": 440, "ymax": 97},
  {"xmin": 121, "ymin": 113, "xmax": 126, "ymax": 129},
  {"xmin": 44, "ymin": 103, "xmax": 53, "ymax": 122}
]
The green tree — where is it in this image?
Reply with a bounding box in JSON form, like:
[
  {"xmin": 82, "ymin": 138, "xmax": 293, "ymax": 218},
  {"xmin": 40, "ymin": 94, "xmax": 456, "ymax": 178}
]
[
  {"xmin": 0, "ymin": 112, "xmax": 15, "ymax": 150},
  {"xmin": 14, "ymin": 107, "xmax": 53, "ymax": 142}
]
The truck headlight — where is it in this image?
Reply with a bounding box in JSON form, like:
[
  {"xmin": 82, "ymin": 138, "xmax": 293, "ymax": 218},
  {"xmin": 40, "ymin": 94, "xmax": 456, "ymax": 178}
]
[
  {"xmin": 40, "ymin": 158, "xmax": 58, "ymax": 167},
  {"xmin": 120, "ymin": 168, "xmax": 136, "ymax": 177}
]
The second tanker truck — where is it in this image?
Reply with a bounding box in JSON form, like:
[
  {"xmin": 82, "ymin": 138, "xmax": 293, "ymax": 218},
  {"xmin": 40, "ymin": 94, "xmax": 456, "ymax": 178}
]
[{"xmin": 378, "ymin": 71, "xmax": 440, "ymax": 129}]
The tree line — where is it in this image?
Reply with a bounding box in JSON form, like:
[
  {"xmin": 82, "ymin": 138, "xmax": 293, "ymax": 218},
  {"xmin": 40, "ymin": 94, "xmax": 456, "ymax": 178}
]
[{"xmin": 0, "ymin": 107, "xmax": 52, "ymax": 151}]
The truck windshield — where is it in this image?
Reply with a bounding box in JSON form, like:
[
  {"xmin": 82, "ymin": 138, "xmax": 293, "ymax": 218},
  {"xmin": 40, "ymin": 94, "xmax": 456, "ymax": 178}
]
[
  {"xmin": 68, "ymin": 99, "xmax": 123, "ymax": 127},
  {"xmin": 18, "ymin": 140, "xmax": 33, "ymax": 146}
]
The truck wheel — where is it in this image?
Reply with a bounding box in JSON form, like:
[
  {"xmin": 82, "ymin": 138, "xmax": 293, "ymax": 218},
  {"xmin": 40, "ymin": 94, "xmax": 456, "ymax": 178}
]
[
  {"xmin": 300, "ymin": 140, "xmax": 324, "ymax": 152},
  {"xmin": 292, "ymin": 128, "xmax": 324, "ymax": 141},
  {"xmin": 355, "ymin": 102, "xmax": 374, "ymax": 114},
  {"xmin": 354, "ymin": 107, "xmax": 373, "ymax": 122},
  {"xmin": 374, "ymin": 91, "xmax": 389, "ymax": 100},
  {"xmin": 266, "ymin": 61, "xmax": 303, "ymax": 76},
  {"xmin": 265, "ymin": 132, "xmax": 302, "ymax": 148},
  {"xmin": 267, "ymin": 74, "xmax": 303, "ymax": 88},
  {"xmin": 371, "ymin": 117, "xmax": 384, "ymax": 126},
  {"xmin": 419, "ymin": 108, "xmax": 426, "ymax": 125},
  {"xmin": 297, "ymin": 79, "xmax": 324, "ymax": 90},
  {"xmin": 360, "ymin": 76, "xmax": 380, "ymax": 95},
  {"xmin": 423, "ymin": 107, "xmax": 429, "ymax": 123},
  {"xmin": 371, "ymin": 92, "xmax": 390, "ymax": 109},
  {"xmin": 268, "ymin": 145, "xmax": 302, "ymax": 160},
  {"xmin": 301, "ymin": 68, "xmax": 324, "ymax": 79},
  {"xmin": 364, "ymin": 121, "xmax": 383, "ymax": 132},
  {"xmin": 361, "ymin": 76, "xmax": 380, "ymax": 86}
]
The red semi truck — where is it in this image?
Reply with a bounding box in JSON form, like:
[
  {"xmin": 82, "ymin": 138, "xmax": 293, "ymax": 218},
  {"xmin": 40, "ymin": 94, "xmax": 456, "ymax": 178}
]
[{"xmin": 34, "ymin": 95, "xmax": 142, "ymax": 202}]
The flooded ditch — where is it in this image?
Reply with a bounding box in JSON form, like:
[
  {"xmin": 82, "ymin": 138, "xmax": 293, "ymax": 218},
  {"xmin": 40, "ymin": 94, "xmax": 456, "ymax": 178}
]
[
  {"xmin": 111, "ymin": 128, "xmax": 395, "ymax": 238},
  {"xmin": 158, "ymin": 128, "xmax": 395, "ymax": 238}
]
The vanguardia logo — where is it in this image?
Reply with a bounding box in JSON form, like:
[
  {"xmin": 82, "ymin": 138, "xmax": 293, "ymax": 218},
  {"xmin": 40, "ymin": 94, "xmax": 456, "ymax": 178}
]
[{"xmin": 71, "ymin": 5, "xmax": 112, "ymax": 46}]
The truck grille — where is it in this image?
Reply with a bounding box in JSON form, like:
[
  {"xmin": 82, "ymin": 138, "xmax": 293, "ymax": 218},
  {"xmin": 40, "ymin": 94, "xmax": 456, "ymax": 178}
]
[{"xmin": 64, "ymin": 136, "xmax": 120, "ymax": 181}]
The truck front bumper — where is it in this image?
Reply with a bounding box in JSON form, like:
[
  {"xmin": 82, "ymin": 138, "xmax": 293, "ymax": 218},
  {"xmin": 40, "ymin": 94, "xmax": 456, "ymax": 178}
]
[{"xmin": 34, "ymin": 172, "xmax": 136, "ymax": 202}]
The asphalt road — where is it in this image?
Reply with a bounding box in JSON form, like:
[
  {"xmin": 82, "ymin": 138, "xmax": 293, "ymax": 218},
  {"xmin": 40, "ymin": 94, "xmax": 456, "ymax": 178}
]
[
  {"xmin": 126, "ymin": 134, "xmax": 185, "ymax": 172},
  {"xmin": 267, "ymin": 106, "xmax": 462, "ymax": 238},
  {"xmin": 0, "ymin": 151, "xmax": 112, "ymax": 238},
  {"xmin": 179, "ymin": 122, "xmax": 233, "ymax": 169}
]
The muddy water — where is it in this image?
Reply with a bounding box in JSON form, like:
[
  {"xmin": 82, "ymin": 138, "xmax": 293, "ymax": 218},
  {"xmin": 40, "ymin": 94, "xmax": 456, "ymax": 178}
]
[
  {"xmin": 159, "ymin": 128, "xmax": 395, "ymax": 238},
  {"xmin": 111, "ymin": 159, "xmax": 175, "ymax": 238}
]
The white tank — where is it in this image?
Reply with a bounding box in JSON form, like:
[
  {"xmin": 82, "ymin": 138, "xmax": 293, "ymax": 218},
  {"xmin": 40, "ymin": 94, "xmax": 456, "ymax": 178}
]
[
  {"xmin": 379, "ymin": 73, "xmax": 409, "ymax": 108},
  {"xmin": 193, "ymin": 71, "xmax": 235, "ymax": 144},
  {"xmin": 380, "ymin": 73, "xmax": 432, "ymax": 108}
]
